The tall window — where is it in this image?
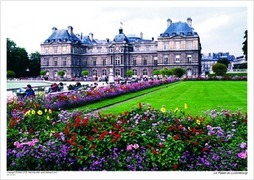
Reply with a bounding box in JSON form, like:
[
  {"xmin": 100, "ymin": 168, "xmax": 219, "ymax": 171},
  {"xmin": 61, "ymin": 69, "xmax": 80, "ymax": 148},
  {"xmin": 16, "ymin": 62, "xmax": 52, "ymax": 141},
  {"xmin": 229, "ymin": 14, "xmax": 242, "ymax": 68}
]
[
  {"xmin": 45, "ymin": 58, "xmax": 49, "ymax": 66},
  {"xmin": 62, "ymin": 57, "xmax": 67, "ymax": 66},
  {"xmin": 45, "ymin": 47, "xmax": 48, "ymax": 54},
  {"xmin": 62, "ymin": 46, "xmax": 66, "ymax": 53},
  {"xmin": 53, "ymin": 46, "xmax": 58, "ymax": 53},
  {"xmin": 163, "ymin": 55, "xmax": 168, "ymax": 64},
  {"xmin": 93, "ymin": 70, "xmax": 97, "ymax": 76},
  {"xmin": 115, "ymin": 56, "xmax": 120, "ymax": 65},
  {"xmin": 133, "ymin": 69, "xmax": 137, "ymax": 76},
  {"xmin": 102, "ymin": 69, "xmax": 107, "ymax": 76},
  {"xmin": 164, "ymin": 43, "xmax": 168, "ymax": 50},
  {"xmin": 103, "ymin": 59, "xmax": 106, "ymax": 66},
  {"xmin": 175, "ymin": 55, "xmax": 180, "ymax": 63},
  {"xmin": 187, "ymin": 41, "xmax": 192, "ymax": 49},
  {"xmin": 93, "ymin": 59, "xmax": 97, "ymax": 66},
  {"xmin": 187, "ymin": 55, "xmax": 192, "ymax": 63},
  {"xmin": 143, "ymin": 69, "xmax": 148, "ymax": 76},
  {"xmin": 53, "ymin": 58, "xmax": 58, "ymax": 66},
  {"xmin": 115, "ymin": 69, "xmax": 120, "ymax": 76},
  {"xmin": 175, "ymin": 42, "xmax": 180, "ymax": 50},
  {"xmin": 143, "ymin": 58, "xmax": 147, "ymax": 65},
  {"xmin": 154, "ymin": 57, "xmax": 158, "ymax": 66},
  {"xmin": 133, "ymin": 58, "xmax": 137, "ymax": 65}
]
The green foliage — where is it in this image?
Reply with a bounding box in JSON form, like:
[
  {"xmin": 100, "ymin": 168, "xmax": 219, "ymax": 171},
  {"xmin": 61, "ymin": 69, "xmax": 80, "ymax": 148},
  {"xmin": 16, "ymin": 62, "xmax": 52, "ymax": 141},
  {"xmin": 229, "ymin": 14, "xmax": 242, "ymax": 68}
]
[
  {"xmin": 125, "ymin": 69, "xmax": 134, "ymax": 77},
  {"xmin": 7, "ymin": 38, "xmax": 29, "ymax": 77},
  {"xmin": 153, "ymin": 69, "xmax": 160, "ymax": 76},
  {"xmin": 57, "ymin": 70, "xmax": 65, "ymax": 77},
  {"xmin": 172, "ymin": 67, "xmax": 186, "ymax": 78},
  {"xmin": 40, "ymin": 70, "xmax": 47, "ymax": 76},
  {"xmin": 28, "ymin": 52, "xmax": 41, "ymax": 77},
  {"xmin": 242, "ymin": 30, "xmax": 247, "ymax": 61},
  {"xmin": 7, "ymin": 70, "xmax": 15, "ymax": 78},
  {"xmin": 81, "ymin": 70, "xmax": 89, "ymax": 76},
  {"xmin": 160, "ymin": 68, "xmax": 172, "ymax": 77},
  {"xmin": 212, "ymin": 63, "xmax": 227, "ymax": 76}
]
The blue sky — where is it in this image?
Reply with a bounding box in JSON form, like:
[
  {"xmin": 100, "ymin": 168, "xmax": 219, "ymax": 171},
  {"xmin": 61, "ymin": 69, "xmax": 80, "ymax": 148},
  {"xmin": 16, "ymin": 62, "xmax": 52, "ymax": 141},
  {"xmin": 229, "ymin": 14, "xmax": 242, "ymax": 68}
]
[{"xmin": 1, "ymin": 1, "xmax": 251, "ymax": 57}]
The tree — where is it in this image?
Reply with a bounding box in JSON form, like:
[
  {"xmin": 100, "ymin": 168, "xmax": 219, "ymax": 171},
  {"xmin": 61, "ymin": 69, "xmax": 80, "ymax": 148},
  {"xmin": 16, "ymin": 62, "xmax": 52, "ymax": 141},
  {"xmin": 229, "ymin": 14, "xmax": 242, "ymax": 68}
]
[
  {"xmin": 217, "ymin": 58, "xmax": 230, "ymax": 68},
  {"xmin": 81, "ymin": 70, "xmax": 89, "ymax": 77},
  {"xmin": 7, "ymin": 70, "xmax": 15, "ymax": 79},
  {"xmin": 242, "ymin": 30, "xmax": 247, "ymax": 61},
  {"xmin": 212, "ymin": 63, "xmax": 227, "ymax": 76},
  {"xmin": 7, "ymin": 38, "xmax": 29, "ymax": 77},
  {"xmin": 57, "ymin": 70, "xmax": 65, "ymax": 78},
  {"xmin": 28, "ymin": 52, "xmax": 41, "ymax": 77},
  {"xmin": 125, "ymin": 69, "xmax": 134, "ymax": 77},
  {"xmin": 172, "ymin": 68, "xmax": 186, "ymax": 78},
  {"xmin": 153, "ymin": 69, "xmax": 160, "ymax": 76}
]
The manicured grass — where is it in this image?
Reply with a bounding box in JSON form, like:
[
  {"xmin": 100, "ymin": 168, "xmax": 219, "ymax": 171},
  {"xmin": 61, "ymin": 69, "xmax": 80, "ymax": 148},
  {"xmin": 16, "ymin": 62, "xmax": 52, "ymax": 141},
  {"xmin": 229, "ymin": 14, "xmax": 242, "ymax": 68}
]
[
  {"xmin": 100, "ymin": 81, "xmax": 247, "ymax": 116},
  {"xmin": 75, "ymin": 81, "xmax": 180, "ymax": 111}
]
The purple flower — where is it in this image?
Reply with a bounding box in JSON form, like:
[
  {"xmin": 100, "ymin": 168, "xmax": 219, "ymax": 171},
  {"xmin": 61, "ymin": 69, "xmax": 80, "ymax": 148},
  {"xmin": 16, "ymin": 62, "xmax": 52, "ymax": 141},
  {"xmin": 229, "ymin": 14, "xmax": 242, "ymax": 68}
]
[
  {"xmin": 237, "ymin": 151, "xmax": 247, "ymax": 159},
  {"xmin": 240, "ymin": 142, "xmax": 247, "ymax": 149}
]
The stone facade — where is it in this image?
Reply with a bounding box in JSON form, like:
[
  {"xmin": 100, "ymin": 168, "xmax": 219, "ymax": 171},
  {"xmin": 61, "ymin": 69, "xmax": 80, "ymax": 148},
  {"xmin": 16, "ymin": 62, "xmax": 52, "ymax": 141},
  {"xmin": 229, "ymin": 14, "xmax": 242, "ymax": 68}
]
[{"xmin": 40, "ymin": 18, "xmax": 202, "ymax": 80}]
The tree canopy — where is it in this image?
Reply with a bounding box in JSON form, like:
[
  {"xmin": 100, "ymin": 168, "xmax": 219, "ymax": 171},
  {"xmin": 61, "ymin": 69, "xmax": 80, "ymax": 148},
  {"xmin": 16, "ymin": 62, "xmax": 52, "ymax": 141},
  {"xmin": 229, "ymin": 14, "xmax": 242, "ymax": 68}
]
[{"xmin": 242, "ymin": 30, "xmax": 247, "ymax": 61}]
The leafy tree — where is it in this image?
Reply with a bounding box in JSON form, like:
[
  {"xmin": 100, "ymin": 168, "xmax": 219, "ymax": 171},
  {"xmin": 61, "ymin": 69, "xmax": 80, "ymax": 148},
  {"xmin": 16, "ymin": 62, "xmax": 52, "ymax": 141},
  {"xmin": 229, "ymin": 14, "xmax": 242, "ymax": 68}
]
[
  {"xmin": 7, "ymin": 70, "xmax": 15, "ymax": 78},
  {"xmin": 212, "ymin": 63, "xmax": 227, "ymax": 76},
  {"xmin": 242, "ymin": 30, "xmax": 247, "ymax": 61},
  {"xmin": 81, "ymin": 70, "xmax": 89, "ymax": 76},
  {"xmin": 160, "ymin": 68, "xmax": 169, "ymax": 77},
  {"xmin": 153, "ymin": 69, "xmax": 160, "ymax": 76},
  {"xmin": 217, "ymin": 58, "xmax": 230, "ymax": 68},
  {"xmin": 7, "ymin": 38, "xmax": 29, "ymax": 77},
  {"xmin": 125, "ymin": 69, "xmax": 134, "ymax": 77},
  {"xmin": 57, "ymin": 70, "xmax": 65, "ymax": 78},
  {"xmin": 28, "ymin": 52, "xmax": 41, "ymax": 77},
  {"xmin": 40, "ymin": 70, "xmax": 47, "ymax": 76},
  {"xmin": 172, "ymin": 68, "xmax": 186, "ymax": 78}
]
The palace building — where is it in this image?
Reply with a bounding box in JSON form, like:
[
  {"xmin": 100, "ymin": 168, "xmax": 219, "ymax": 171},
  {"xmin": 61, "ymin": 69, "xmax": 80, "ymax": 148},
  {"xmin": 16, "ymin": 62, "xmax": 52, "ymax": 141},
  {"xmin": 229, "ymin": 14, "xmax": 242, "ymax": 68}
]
[{"xmin": 40, "ymin": 18, "xmax": 202, "ymax": 80}]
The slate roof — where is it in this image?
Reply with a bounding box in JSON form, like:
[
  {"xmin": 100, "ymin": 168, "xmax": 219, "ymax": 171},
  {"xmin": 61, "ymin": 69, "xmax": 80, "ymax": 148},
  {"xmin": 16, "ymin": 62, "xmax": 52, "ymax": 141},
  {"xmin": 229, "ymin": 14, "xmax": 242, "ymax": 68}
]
[
  {"xmin": 160, "ymin": 21, "xmax": 198, "ymax": 37},
  {"xmin": 44, "ymin": 29, "xmax": 81, "ymax": 43},
  {"xmin": 113, "ymin": 28, "xmax": 129, "ymax": 43}
]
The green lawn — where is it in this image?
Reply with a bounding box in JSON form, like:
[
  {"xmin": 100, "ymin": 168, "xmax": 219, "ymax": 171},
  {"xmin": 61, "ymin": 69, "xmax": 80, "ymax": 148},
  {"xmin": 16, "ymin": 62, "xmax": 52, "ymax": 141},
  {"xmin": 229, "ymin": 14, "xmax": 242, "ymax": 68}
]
[{"xmin": 99, "ymin": 81, "xmax": 247, "ymax": 116}]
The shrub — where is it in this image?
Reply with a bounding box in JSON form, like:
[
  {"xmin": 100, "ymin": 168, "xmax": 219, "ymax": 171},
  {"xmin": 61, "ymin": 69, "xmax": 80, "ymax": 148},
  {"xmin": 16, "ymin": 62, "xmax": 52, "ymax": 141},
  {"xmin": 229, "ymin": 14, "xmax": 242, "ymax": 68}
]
[
  {"xmin": 212, "ymin": 63, "xmax": 227, "ymax": 76},
  {"xmin": 7, "ymin": 70, "xmax": 15, "ymax": 78}
]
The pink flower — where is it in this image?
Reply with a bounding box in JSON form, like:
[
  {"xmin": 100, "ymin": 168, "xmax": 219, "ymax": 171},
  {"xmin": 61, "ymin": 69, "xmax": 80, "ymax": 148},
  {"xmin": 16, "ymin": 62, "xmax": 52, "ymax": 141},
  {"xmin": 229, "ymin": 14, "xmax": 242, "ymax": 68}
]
[
  {"xmin": 126, "ymin": 144, "xmax": 133, "ymax": 151},
  {"xmin": 133, "ymin": 143, "xmax": 139, "ymax": 149},
  {"xmin": 14, "ymin": 141, "xmax": 23, "ymax": 148},
  {"xmin": 237, "ymin": 150, "xmax": 247, "ymax": 159}
]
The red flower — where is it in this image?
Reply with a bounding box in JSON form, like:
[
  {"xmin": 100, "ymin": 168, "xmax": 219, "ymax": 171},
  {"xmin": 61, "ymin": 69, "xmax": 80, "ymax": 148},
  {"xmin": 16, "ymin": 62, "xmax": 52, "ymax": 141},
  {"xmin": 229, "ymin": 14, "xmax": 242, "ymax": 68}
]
[
  {"xmin": 173, "ymin": 134, "xmax": 179, "ymax": 141},
  {"xmin": 152, "ymin": 149, "xmax": 157, "ymax": 155},
  {"xmin": 202, "ymin": 147, "xmax": 207, "ymax": 152},
  {"xmin": 92, "ymin": 127, "xmax": 98, "ymax": 133},
  {"xmin": 74, "ymin": 116, "xmax": 81, "ymax": 128},
  {"xmin": 83, "ymin": 117, "xmax": 88, "ymax": 126},
  {"xmin": 178, "ymin": 125, "xmax": 183, "ymax": 130},
  {"xmin": 193, "ymin": 141, "xmax": 198, "ymax": 146},
  {"xmin": 64, "ymin": 126, "xmax": 69, "ymax": 135},
  {"xmin": 173, "ymin": 164, "xmax": 178, "ymax": 170},
  {"xmin": 192, "ymin": 127, "xmax": 197, "ymax": 134},
  {"xmin": 89, "ymin": 135, "xmax": 94, "ymax": 141}
]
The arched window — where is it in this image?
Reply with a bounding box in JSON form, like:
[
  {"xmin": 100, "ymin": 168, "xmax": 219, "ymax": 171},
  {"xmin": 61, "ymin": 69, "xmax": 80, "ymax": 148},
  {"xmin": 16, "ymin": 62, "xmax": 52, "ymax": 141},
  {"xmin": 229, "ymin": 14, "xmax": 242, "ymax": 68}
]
[
  {"xmin": 115, "ymin": 69, "xmax": 120, "ymax": 76},
  {"xmin": 133, "ymin": 69, "xmax": 137, "ymax": 75},
  {"xmin": 54, "ymin": 71, "xmax": 58, "ymax": 77},
  {"xmin": 93, "ymin": 69, "xmax": 97, "ymax": 76},
  {"xmin": 143, "ymin": 69, "xmax": 148, "ymax": 76},
  {"xmin": 102, "ymin": 69, "xmax": 107, "ymax": 76}
]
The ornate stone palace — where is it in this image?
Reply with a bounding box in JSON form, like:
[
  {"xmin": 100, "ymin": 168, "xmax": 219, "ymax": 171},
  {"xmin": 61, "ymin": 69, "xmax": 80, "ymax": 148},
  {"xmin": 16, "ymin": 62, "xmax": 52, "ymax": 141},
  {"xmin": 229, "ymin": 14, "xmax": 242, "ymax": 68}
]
[{"xmin": 40, "ymin": 17, "xmax": 202, "ymax": 79}]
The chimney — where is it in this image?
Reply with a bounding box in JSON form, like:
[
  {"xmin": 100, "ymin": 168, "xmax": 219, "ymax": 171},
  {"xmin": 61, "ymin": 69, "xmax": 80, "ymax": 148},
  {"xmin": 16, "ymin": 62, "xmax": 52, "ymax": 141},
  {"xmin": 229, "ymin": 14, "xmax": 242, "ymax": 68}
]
[
  {"xmin": 140, "ymin": 32, "xmax": 143, "ymax": 39},
  {"xmin": 52, "ymin": 27, "xmax": 57, "ymax": 33},
  {"xmin": 119, "ymin": 28, "xmax": 123, "ymax": 34},
  {"xmin": 187, "ymin": 17, "xmax": 192, "ymax": 27},
  {"xmin": 67, "ymin": 26, "xmax": 73, "ymax": 34},
  {"xmin": 89, "ymin": 33, "xmax": 94, "ymax": 41},
  {"xmin": 167, "ymin": 18, "xmax": 172, "ymax": 27}
]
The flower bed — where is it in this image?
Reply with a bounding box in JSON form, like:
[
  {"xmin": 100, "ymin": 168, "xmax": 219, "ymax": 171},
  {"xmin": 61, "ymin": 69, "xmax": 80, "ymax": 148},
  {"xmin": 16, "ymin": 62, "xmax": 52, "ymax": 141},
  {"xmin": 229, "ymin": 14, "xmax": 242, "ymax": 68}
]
[
  {"xmin": 7, "ymin": 100, "xmax": 247, "ymax": 171},
  {"xmin": 43, "ymin": 77, "xmax": 179, "ymax": 110}
]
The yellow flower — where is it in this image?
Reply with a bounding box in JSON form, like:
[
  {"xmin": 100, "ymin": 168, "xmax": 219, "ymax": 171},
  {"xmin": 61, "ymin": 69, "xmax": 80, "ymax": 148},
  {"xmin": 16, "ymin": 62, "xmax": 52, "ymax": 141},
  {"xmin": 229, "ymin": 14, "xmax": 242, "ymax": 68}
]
[
  {"xmin": 31, "ymin": 110, "xmax": 36, "ymax": 115},
  {"xmin": 188, "ymin": 127, "xmax": 191, "ymax": 131},
  {"xmin": 25, "ymin": 110, "xmax": 31, "ymax": 116},
  {"xmin": 44, "ymin": 109, "xmax": 48, "ymax": 113},
  {"xmin": 160, "ymin": 105, "xmax": 166, "ymax": 113},
  {"xmin": 174, "ymin": 108, "xmax": 179, "ymax": 113},
  {"xmin": 37, "ymin": 110, "xmax": 43, "ymax": 115},
  {"xmin": 184, "ymin": 103, "xmax": 188, "ymax": 109},
  {"xmin": 49, "ymin": 109, "xmax": 52, "ymax": 114},
  {"xmin": 196, "ymin": 119, "xmax": 201, "ymax": 125},
  {"xmin": 47, "ymin": 116, "xmax": 50, "ymax": 120}
]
